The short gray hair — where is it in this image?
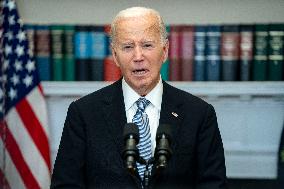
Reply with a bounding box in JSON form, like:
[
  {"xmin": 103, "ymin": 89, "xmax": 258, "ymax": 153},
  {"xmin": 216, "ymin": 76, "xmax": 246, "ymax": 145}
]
[{"xmin": 110, "ymin": 7, "xmax": 167, "ymax": 45}]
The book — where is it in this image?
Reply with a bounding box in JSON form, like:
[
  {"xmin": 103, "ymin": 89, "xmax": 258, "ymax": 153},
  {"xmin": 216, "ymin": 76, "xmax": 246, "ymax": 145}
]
[
  {"xmin": 193, "ymin": 25, "xmax": 206, "ymax": 81},
  {"xmin": 221, "ymin": 25, "xmax": 240, "ymax": 81},
  {"xmin": 169, "ymin": 25, "xmax": 181, "ymax": 81},
  {"xmin": 206, "ymin": 25, "xmax": 221, "ymax": 81},
  {"xmin": 74, "ymin": 25, "xmax": 91, "ymax": 81},
  {"xmin": 253, "ymin": 24, "xmax": 269, "ymax": 81},
  {"xmin": 104, "ymin": 56, "xmax": 121, "ymax": 81},
  {"xmin": 268, "ymin": 24, "xmax": 284, "ymax": 81},
  {"xmin": 50, "ymin": 25, "xmax": 64, "ymax": 81},
  {"xmin": 240, "ymin": 25, "xmax": 254, "ymax": 81},
  {"xmin": 24, "ymin": 24, "xmax": 36, "ymax": 58},
  {"xmin": 103, "ymin": 24, "xmax": 121, "ymax": 81},
  {"xmin": 90, "ymin": 25, "xmax": 107, "ymax": 81},
  {"xmin": 160, "ymin": 25, "xmax": 170, "ymax": 80},
  {"xmin": 104, "ymin": 24, "xmax": 112, "ymax": 57},
  {"xmin": 63, "ymin": 25, "xmax": 75, "ymax": 81},
  {"xmin": 180, "ymin": 25, "xmax": 194, "ymax": 81},
  {"xmin": 35, "ymin": 25, "xmax": 51, "ymax": 81}
]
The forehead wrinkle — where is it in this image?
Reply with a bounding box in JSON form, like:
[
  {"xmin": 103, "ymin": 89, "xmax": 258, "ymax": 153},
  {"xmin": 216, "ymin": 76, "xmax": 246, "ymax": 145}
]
[{"xmin": 116, "ymin": 23, "xmax": 161, "ymax": 44}]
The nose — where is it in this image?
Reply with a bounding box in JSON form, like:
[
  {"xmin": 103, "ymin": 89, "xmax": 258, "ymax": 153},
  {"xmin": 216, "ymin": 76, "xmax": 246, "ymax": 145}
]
[{"xmin": 133, "ymin": 46, "xmax": 143, "ymax": 62}]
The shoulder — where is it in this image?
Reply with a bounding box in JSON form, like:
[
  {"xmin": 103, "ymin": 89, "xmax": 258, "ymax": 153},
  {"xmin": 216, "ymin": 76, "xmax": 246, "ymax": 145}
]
[
  {"xmin": 71, "ymin": 80, "xmax": 121, "ymax": 108},
  {"xmin": 163, "ymin": 81, "xmax": 210, "ymax": 109}
]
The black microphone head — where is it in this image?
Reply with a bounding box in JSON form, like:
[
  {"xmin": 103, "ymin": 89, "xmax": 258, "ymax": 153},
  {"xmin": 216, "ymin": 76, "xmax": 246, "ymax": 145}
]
[
  {"xmin": 123, "ymin": 123, "xmax": 139, "ymax": 142},
  {"xmin": 156, "ymin": 124, "xmax": 172, "ymax": 142}
]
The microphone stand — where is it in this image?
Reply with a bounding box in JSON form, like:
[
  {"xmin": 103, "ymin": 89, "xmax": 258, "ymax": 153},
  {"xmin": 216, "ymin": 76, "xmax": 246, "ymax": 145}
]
[
  {"xmin": 143, "ymin": 161, "xmax": 150, "ymax": 189},
  {"xmin": 143, "ymin": 157, "xmax": 155, "ymax": 189}
]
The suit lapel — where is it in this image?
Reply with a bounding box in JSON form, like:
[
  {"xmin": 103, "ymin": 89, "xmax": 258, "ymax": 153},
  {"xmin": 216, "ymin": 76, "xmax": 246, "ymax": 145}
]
[
  {"xmin": 151, "ymin": 81, "xmax": 184, "ymax": 181},
  {"xmin": 102, "ymin": 79, "xmax": 126, "ymax": 158},
  {"xmin": 159, "ymin": 81, "xmax": 184, "ymax": 149},
  {"xmin": 101, "ymin": 79, "xmax": 142, "ymax": 186}
]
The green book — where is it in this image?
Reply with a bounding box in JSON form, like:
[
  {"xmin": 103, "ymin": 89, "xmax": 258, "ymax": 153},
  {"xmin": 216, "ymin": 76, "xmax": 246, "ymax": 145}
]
[
  {"xmin": 160, "ymin": 25, "xmax": 170, "ymax": 80},
  {"xmin": 253, "ymin": 24, "xmax": 269, "ymax": 81},
  {"xmin": 50, "ymin": 25, "xmax": 64, "ymax": 81},
  {"xmin": 63, "ymin": 25, "xmax": 75, "ymax": 81},
  {"xmin": 268, "ymin": 24, "xmax": 284, "ymax": 81}
]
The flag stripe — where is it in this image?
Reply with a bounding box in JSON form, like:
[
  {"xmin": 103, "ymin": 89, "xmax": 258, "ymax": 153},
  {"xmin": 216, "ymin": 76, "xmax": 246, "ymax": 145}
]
[
  {"xmin": 0, "ymin": 167, "xmax": 11, "ymax": 189},
  {"xmin": 6, "ymin": 108, "xmax": 51, "ymax": 189},
  {"xmin": 0, "ymin": 122, "xmax": 40, "ymax": 189},
  {"xmin": 0, "ymin": 134, "xmax": 24, "ymax": 189},
  {"xmin": 16, "ymin": 97, "xmax": 51, "ymax": 171},
  {"xmin": 38, "ymin": 84, "xmax": 44, "ymax": 95},
  {"xmin": 26, "ymin": 87, "xmax": 49, "ymax": 138}
]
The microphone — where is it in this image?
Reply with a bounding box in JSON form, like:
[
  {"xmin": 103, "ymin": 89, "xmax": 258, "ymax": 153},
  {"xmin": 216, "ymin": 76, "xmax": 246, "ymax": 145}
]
[
  {"xmin": 122, "ymin": 123, "xmax": 139, "ymax": 174},
  {"xmin": 154, "ymin": 124, "xmax": 172, "ymax": 169}
]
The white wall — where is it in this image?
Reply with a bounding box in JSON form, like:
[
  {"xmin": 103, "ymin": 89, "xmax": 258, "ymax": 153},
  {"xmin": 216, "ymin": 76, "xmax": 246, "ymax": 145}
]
[{"xmin": 17, "ymin": 0, "xmax": 284, "ymax": 24}]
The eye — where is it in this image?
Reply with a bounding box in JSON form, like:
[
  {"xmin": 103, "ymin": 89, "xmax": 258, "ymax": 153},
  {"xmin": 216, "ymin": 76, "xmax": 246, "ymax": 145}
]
[
  {"xmin": 122, "ymin": 45, "xmax": 134, "ymax": 51},
  {"xmin": 142, "ymin": 43, "xmax": 154, "ymax": 49}
]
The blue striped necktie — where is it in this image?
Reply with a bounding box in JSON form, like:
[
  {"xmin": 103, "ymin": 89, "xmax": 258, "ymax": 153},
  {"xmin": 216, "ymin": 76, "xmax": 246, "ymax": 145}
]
[{"xmin": 132, "ymin": 97, "xmax": 152, "ymax": 180}]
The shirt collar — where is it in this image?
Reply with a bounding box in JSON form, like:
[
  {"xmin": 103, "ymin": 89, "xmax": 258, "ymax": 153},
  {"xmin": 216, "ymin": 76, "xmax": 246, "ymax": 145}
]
[{"xmin": 122, "ymin": 76, "xmax": 163, "ymax": 111}]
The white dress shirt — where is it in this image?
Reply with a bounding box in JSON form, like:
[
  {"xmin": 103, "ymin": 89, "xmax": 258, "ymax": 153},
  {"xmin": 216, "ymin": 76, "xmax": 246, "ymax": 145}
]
[{"xmin": 122, "ymin": 77, "xmax": 163, "ymax": 155}]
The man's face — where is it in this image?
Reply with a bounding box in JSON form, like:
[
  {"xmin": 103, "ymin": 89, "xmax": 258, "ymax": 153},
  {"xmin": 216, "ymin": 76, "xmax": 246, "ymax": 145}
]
[{"xmin": 112, "ymin": 15, "xmax": 168, "ymax": 96}]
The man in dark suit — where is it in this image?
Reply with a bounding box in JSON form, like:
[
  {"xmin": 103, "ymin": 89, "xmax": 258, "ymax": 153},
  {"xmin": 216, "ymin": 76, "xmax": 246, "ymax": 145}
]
[{"xmin": 51, "ymin": 7, "xmax": 227, "ymax": 189}]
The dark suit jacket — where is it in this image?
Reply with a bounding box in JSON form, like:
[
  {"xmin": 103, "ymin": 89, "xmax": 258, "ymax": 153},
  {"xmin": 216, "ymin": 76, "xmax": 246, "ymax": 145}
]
[{"xmin": 51, "ymin": 79, "xmax": 227, "ymax": 189}]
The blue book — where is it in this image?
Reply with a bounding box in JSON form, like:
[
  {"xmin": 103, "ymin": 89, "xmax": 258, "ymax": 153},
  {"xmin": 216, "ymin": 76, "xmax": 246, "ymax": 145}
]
[
  {"xmin": 89, "ymin": 26, "xmax": 108, "ymax": 81},
  {"xmin": 240, "ymin": 25, "xmax": 254, "ymax": 81},
  {"xmin": 205, "ymin": 25, "xmax": 221, "ymax": 81},
  {"xmin": 75, "ymin": 25, "xmax": 91, "ymax": 81},
  {"xmin": 35, "ymin": 25, "xmax": 51, "ymax": 81},
  {"xmin": 193, "ymin": 25, "xmax": 206, "ymax": 81}
]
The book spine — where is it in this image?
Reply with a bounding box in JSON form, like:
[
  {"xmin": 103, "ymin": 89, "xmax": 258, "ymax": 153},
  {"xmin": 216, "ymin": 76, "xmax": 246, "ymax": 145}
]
[
  {"xmin": 24, "ymin": 24, "xmax": 36, "ymax": 58},
  {"xmin": 193, "ymin": 25, "xmax": 206, "ymax": 81},
  {"xmin": 35, "ymin": 25, "xmax": 51, "ymax": 81},
  {"xmin": 169, "ymin": 25, "xmax": 181, "ymax": 81},
  {"xmin": 160, "ymin": 25, "xmax": 170, "ymax": 80},
  {"xmin": 240, "ymin": 25, "xmax": 254, "ymax": 81},
  {"xmin": 50, "ymin": 25, "xmax": 64, "ymax": 81},
  {"xmin": 104, "ymin": 56, "xmax": 121, "ymax": 81},
  {"xmin": 89, "ymin": 26, "xmax": 107, "ymax": 81},
  {"xmin": 206, "ymin": 25, "xmax": 221, "ymax": 81},
  {"xmin": 253, "ymin": 24, "xmax": 269, "ymax": 81},
  {"xmin": 103, "ymin": 25, "xmax": 121, "ymax": 81},
  {"xmin": 221, "ymin": 25, "xmax": 240, "ymax": 81},
  {"xmin": 75, "ymin": 25, "xmax": 90, "ymax": 81},
  {"xmin": 268, "ymin": 24, "xmax": 284, "ymax": 81},
  {"xmin": 180, "ymin": 25, "xmax": 194, "ymax": 81},
  {"xmin": 63, "ymin": 25, "xmax": 75, "ymax": 81}
]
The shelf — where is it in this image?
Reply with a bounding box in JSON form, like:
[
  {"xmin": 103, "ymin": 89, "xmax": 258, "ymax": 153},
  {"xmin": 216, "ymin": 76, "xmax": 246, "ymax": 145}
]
[{"xmin": 42, "ymin": 81, "xmax": 284, "ymax": 98}]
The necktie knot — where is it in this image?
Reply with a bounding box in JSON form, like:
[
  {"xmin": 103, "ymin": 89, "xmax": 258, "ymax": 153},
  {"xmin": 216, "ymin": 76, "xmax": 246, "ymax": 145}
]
[{"xmin": 136, "ymin": 97, "xmax": 150, "ymax": 112}]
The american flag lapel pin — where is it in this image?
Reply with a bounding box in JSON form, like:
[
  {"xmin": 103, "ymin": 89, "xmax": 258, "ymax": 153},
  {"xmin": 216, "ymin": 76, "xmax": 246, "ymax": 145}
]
[{"xmin": 171, "ymin": 112, "xmax": 178, "ymax": 117}]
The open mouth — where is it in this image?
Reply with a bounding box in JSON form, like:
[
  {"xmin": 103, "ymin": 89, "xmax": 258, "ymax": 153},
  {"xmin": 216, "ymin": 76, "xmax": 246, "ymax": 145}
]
[{"xmin": 132, "ymin": 69, "xmax": 148, "ymax": 75}]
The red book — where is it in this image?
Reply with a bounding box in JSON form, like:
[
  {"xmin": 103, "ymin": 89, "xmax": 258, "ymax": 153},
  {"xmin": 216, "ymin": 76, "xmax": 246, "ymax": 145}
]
[
  {"xmin": 104, "ymin": 56, "xmax": 121, "ymax": 81},
  {"xmin": 103, "ymin": 25, "xmax": 121, "ymax": 81},
  {"xmin": 169, "ymin": 25, "xmax": 181, "ymax": 81},
  {"xmin": 180, "ymin": 25, "xmax": 194, "ymax": 81}
]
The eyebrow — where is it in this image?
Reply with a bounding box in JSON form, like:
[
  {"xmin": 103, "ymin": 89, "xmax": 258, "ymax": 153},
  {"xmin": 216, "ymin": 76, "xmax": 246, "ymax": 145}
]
[{"xmin": 120, "ymin": 40, "xmax": 156, "ymax": 45}]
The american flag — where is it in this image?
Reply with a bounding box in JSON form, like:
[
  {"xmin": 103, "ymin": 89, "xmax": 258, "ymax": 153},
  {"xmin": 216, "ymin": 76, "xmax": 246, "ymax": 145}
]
[{"xmin": 0, "ymin": 0, "xmax": 51, "ymax": 188}]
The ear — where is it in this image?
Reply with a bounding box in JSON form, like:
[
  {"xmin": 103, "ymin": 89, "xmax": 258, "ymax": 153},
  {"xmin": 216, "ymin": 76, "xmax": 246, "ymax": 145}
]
[
  {"xmin": 111, "ymin": 44, "xmax": 120, "ymax": 67},
  {"xmin": 162, "ymin": 40, "xmax": 169, "ymax": 63}
]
